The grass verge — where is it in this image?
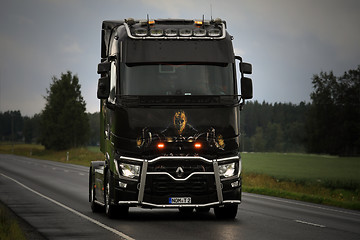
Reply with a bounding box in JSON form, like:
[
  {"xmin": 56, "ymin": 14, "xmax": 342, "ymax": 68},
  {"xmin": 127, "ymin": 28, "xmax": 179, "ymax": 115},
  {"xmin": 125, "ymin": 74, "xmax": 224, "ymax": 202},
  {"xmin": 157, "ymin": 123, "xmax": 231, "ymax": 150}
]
[
  {"xmin": 0, "ymin": 143, "xmax": 103, "ymax": 167},
  {"xmin": 0, "ymin": 201, "xmax": 26, "ymax": 240},
  {"xmin": 243, "ymin": 173, "xmax": 360, "ymax": 210}
]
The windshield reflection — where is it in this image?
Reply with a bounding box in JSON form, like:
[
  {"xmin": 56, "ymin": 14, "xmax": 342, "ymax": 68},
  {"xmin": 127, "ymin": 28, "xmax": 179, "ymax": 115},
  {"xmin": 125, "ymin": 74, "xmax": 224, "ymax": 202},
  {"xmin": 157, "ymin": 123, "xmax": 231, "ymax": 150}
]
[{"xmin": 121, "ymin": 63, "xmax": 235, "ymax": 96}]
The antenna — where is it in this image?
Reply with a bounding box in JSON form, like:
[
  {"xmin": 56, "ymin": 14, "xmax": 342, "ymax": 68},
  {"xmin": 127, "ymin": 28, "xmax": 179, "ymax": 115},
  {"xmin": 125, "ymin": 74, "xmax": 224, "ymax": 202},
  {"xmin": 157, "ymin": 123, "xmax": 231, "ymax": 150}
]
[
  {"xmin": 147, "ymin": 14, "xmax": 150, "ymax": 30},
  {"xmin": 210, "ymin": 4, "xmax": 213, "ymax": 21}
]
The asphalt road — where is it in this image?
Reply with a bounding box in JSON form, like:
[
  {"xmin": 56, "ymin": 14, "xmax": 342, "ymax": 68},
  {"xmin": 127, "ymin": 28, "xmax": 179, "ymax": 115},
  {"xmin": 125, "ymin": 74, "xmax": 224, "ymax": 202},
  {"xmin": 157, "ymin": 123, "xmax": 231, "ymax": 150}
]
[{"xmin": 0, "ymin": 154, "xmax": 359, "ymax": 240}]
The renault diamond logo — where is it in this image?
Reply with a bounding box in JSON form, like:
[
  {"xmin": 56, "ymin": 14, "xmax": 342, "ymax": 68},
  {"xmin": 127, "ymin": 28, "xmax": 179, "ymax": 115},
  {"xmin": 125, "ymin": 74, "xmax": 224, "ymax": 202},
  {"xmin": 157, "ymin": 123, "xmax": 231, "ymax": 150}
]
[{"xmin": 176, "ymin": 167, "xmax": 184, "ymax": 178}]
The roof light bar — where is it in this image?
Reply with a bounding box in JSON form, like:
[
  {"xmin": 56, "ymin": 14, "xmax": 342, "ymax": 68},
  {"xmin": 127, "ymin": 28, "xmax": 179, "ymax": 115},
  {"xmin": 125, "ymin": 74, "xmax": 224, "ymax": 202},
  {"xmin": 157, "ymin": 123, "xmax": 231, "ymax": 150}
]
[
  {"xmin": 150, "ymin": 28, "xmax": 163, "ymax": 37},
  {"xmin": 193, "ymin": 28, "xmax": 206, "ymax": 37},
  {"xmin": 134, "ymin": 28, "xmax": 147, "ymax": 37},
  {"xmin": 179, "ymin": 28, "xmax": 192, "ymax": 37},
  {"xmin": 124, "ymin": 20, "xmax": 226, "ymax": 40},
  {"xmin": 165, "ymin": 28, "xmax": 177, "ymax": 37},
  {"xmin": 208, "ymin": 28, "xmax": 222, "ymax": 37}
]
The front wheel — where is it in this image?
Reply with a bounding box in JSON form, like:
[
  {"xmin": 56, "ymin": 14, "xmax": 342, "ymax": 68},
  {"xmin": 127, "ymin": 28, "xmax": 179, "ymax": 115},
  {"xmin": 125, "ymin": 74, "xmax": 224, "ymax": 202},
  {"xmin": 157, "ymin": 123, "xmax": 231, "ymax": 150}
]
[
  {"xmin": 105, "ymin": 170, "xmax": 118, "ymax": 218},
  {"xmin": 89, "ymin": 168, "xmax": 102, "ymax": 213},
  {"xmin": 214, "ymin": 204, "xmax": 238, "ymax": 220},
  {"xmin": 104, "ymin": 170, "xmax": 129, "ymax": 218},
  {"xmin": 90, "ymin": 185, "xmax": 103, "ymax": 213}
]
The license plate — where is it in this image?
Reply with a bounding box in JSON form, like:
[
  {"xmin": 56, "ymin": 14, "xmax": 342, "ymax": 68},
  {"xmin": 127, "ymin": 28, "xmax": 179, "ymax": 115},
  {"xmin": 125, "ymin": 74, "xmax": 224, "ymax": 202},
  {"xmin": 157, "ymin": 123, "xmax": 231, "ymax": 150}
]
[{"xmin": 169, "ymin": 197, "xmax": 191, "ymax": 204}]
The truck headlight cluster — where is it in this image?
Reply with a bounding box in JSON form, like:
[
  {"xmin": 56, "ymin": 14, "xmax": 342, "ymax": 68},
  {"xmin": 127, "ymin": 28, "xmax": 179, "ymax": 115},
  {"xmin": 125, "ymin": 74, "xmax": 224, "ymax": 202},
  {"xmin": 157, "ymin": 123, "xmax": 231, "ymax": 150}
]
[
  {"xmin": 218, "ymin": 162, "xmax": 236, "ymax": 178},
  {"xmin": 119, "ymin": 163, "xmax": 141, "ymax": 179}
]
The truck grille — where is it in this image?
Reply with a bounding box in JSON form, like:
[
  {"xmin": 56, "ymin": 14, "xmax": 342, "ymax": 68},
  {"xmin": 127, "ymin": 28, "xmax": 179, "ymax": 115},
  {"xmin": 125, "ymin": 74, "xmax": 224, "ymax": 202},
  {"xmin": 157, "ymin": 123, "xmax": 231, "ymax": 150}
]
[
  {"xmin": 147, "ymin": 159, "xmax": 213, "ymax": 178},
  {"xmin": 146, "ymin": 175, "xmax": 215, "ymax": 195},
  {"xmin": 145, "ymin": 159, "xmax": 215, "ymax": 195}
]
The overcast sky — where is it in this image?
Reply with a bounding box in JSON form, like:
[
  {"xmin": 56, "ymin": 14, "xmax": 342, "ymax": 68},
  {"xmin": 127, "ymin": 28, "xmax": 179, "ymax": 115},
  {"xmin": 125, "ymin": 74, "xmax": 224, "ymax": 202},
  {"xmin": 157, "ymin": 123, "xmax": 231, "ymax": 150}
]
[{"xmin": 1, "ymin": 0, "xmax": 359, "ymax": 116}]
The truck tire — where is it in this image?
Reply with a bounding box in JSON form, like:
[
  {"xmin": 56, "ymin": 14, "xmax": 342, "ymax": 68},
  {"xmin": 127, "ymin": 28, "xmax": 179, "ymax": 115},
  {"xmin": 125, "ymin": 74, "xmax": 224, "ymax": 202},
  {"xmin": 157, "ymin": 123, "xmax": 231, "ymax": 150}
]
[
  {"xmin": 89, "ymin": 167, "xmax": 102, "ymax": 213},
  {"xmin": 90, "ymin": 184, "xmax": 103, "ymax": 213},
  {"xmin": 105, "ymin": 170, "xmax": 118, "ymax": 218},
  {"xmin": 214, "ymin": 204, "xmax": 238, "ymax": 220}
]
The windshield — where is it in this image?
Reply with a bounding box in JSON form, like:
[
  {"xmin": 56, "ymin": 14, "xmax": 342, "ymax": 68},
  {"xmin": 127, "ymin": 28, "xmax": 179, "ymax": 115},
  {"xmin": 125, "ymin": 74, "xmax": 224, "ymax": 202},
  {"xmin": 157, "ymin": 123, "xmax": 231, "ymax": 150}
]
[{"xmin": 121, "ymin": 63, "xmax": 235, "ymax": 96}]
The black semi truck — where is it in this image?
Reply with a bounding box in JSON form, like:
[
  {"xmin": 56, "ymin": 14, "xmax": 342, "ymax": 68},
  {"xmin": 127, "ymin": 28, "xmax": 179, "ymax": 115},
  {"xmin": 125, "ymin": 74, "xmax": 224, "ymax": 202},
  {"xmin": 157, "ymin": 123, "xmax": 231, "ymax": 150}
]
[{"xmin": 89, "ymin": 18, "xmax": 253, "ymax": 219}]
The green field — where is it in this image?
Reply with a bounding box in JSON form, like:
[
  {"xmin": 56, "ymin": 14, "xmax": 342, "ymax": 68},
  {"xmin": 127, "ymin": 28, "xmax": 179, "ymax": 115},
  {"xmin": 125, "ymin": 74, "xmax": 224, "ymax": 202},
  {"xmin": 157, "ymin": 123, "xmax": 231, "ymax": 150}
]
[
  {"xmin": 242, "ymin": 152, "xmax": 360, "ymax": 184},
  {"xmin": 0, "ymin": 143, "xmax": 103, "ymax": 167},
  {"xmin": 1, "ymin": 143, "xmax": 359, "ymax": 209},
  {"xmin": 241, "ymin": 152, "xmax": 360, "ymax": 209}
]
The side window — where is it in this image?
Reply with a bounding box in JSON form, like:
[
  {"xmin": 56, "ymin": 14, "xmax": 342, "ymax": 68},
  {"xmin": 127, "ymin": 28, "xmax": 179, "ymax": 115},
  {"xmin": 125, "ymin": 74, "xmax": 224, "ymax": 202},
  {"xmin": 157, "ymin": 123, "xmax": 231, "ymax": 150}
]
[{"xmin": 108, "ymin": 61, "xmax": 116, "ymax": 103}]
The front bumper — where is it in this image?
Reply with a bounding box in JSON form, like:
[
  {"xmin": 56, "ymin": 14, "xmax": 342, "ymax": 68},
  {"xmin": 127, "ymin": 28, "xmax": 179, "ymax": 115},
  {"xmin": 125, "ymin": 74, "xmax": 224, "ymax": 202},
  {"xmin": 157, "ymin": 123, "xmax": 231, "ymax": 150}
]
[{"xmin": 113, "ymin": 155, "xmax": 242, "ymax": 208}]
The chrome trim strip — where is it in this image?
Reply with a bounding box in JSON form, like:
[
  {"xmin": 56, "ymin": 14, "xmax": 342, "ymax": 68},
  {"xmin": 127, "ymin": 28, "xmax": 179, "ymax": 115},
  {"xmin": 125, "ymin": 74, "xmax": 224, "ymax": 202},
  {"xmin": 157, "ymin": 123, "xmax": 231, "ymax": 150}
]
[
  {"xmin": 119, "ymin": 155, "xmax": 239, "ymax": 164},
  {"xmin": 137, "ymin": 160, "xmax": 148, "ymax": 204},
  {"xmin": 113, "ymin": 159, "xmax": 121, "ymax": 176},
  {"xmin": 147, "ymin": 172, "xmax": 214, "ymax": 181},
  {"xmin": 118, "ymin": 201, "xmax": 138, "ymax": 205},
  {"xmin": 118, "ymin": 200, "xmax": 241, "ymax": 208},
  {"xmin": 119, "ymin": 156, "xmax": 144, "ymax": 162},
  {"xmin": 94, "ymin": 200, "xmax": 105, "ymax": 206},
  {"xmin": 148, "ymin": 156, "xmax": 213, "ymax": 163},
  {"xmin": 217, "ymin": 156, "xmax": 239, "ymax": 162},
  {"xmin": 213, "ymin": 160, "xmax": 223, "ymax": 204},
  {"xmin": 124, "ymin": 22, "xmax": 226, "ymax": 40}
]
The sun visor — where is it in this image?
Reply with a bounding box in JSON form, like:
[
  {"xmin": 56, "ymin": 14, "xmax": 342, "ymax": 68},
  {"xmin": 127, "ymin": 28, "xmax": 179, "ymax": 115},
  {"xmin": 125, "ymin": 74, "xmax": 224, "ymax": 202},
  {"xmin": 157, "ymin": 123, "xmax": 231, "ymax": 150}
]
[{"xmin": 122, "ymin": 38, "xmax": 235, "ymax": 63}]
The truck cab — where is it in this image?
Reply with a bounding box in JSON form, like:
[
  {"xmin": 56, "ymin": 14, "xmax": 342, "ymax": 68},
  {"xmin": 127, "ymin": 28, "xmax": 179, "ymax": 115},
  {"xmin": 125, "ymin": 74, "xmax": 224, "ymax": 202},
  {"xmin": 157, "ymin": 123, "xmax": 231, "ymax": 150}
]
[{"xmin": 89, "ymin": 18, "xmax": 253, "ymax": 219}]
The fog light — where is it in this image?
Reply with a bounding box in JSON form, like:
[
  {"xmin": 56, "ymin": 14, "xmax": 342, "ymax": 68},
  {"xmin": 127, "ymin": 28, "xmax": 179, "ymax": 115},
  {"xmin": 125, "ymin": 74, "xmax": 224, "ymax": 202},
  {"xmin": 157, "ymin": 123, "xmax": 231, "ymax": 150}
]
[
  {"xmin": 231, "ymin": 181, "xmax": 239, "ymax": 187},
  {"xmin": 157, "ymin": 143, "xmax": 165, "ymax": 149},
  {"xmin": 194, "ymin": 142, "xmax": 202, "ymax": 149},
  {"xmin": 119, "ymin": 181, "xmax": 127, "ymax": 188}
]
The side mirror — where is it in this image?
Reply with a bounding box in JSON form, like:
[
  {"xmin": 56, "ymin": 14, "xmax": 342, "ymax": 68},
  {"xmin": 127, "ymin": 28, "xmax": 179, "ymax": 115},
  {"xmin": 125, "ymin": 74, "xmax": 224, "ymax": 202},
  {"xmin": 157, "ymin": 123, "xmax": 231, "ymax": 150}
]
[
  {"xmin": 241, "ymin": 77, "xmax": 253, "ymax": 99},
  {"xmin": 240, "ymin": 62, "xmax": 252, "ymax": 75},
  {"xmin": 97, "ymin": 76, "xmax": 110, "ymax": 99},
  {"xmin": 97, "ymin": 62, "xmax": 111, "ymax": 74}
]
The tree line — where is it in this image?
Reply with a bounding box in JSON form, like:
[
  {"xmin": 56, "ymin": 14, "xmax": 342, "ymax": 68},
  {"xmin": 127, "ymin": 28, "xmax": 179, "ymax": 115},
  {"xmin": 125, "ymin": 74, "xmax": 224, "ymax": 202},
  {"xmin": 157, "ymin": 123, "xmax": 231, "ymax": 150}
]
[
  {"xmin": 240, "ymin": 101, "xmax": 308, "ymax": 152},
  {"xmin": 0, "ymin": 110, "xmax": 99, "ymax": 147},
  {"xmin": 1, "ymin": 66, "xmax": 359, "ymax": 155}
]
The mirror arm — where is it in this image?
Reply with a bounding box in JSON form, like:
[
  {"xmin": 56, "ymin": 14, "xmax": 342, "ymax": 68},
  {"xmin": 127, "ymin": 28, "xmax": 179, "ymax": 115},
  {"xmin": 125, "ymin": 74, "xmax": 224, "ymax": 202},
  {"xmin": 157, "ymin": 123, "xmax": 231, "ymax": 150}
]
[
  {"xmin": 106, "ymin": 101, "xmax": 116, "ymax": 110},
  {"xmin": 235, "ymin": 55, "xmax": 244, "ymax": 78}
]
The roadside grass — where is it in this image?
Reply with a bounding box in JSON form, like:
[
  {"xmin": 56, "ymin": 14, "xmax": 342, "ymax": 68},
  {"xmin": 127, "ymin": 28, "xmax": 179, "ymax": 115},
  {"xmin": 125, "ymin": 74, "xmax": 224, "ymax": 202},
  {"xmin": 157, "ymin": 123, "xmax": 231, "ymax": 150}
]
[
  {"xmin": 242, "ymin": 152, "xmax": 360, "ymax": 185},
  {"xmin": 1, "ymin": 143, "xmax": 359, "ymax": 210},
  {"xmin": 0, "ymin": 143, "xmax": 103, "ymax": 166},
  {"xmin": 242, "ymin": 152, "xmax": 360, "ymax": 210},
  {"xmin": 0, "ymin": 202, "xmax": 26, "ymax": 240}
]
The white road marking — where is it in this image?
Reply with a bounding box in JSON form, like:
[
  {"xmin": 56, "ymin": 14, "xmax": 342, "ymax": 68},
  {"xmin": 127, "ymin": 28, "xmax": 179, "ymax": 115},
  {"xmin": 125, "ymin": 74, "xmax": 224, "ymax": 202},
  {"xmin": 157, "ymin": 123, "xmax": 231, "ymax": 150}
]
[
  {"xmin": 0, "ymin": 173, "xmax": 135, "ymax": 240},
  {"xmin": 295, "ymin": 220, "xmax": 326, "ymax": 228}
]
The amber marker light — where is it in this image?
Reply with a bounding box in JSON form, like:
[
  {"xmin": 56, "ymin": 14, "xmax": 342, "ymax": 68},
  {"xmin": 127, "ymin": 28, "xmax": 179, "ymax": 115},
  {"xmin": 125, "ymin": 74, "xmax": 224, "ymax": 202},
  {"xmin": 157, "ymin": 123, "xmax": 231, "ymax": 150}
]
[
  {"xmin": 157, "ymin": 143, "xmax": 165, "ymax": 149},
  {"xmin": 194, "ymin": 143, "xmax": 202, "ymax": 149}
]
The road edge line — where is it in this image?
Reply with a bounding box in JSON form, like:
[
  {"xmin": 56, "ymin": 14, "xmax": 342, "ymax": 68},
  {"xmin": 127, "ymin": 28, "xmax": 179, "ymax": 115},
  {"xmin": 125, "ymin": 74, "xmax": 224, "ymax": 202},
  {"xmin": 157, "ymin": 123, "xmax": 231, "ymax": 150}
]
[
  {"xmin": 243, "ymin": 192, "xmax": 360, "ymax": 217},
  {"xmin": 0, "ymin": 173, "xmax": 135, "ymax": 240}
]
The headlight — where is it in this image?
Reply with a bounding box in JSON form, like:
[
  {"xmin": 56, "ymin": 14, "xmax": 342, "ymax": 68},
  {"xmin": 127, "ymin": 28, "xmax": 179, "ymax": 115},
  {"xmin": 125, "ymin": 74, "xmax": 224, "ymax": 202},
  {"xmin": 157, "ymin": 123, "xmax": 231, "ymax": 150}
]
[
  {"xmin": 218, "ymin": 162, "xmax": 236, "ymax": 178},
  {"xmin": 119, "ymin": 163, "xmax": 141, "ymax": 179}
]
